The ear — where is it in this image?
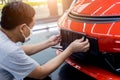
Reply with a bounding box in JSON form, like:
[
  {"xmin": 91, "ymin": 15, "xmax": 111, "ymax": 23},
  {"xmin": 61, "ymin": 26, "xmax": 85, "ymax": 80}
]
[{"xmin": 19, "ymin": 24, "xmax": 27, "ymax": 33}]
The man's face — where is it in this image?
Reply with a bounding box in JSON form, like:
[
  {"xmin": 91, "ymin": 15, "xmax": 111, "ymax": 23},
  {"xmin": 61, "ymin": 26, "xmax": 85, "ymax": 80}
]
[{"xmin": 19, "ymin": 17, "xmax": 35, "ymax": 42}]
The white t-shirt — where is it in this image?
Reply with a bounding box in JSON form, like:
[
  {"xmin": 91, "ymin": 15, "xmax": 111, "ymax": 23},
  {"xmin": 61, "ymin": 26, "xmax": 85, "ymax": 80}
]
[{"xmin": 0, "ymin": 30, "xmax": 39, "ymax": 80}]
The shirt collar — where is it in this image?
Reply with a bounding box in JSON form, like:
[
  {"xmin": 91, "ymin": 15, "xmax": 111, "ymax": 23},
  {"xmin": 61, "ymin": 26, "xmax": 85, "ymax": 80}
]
[{"xmin": 0, "ymin": 30, "xmax": 10, "ymax": 41}]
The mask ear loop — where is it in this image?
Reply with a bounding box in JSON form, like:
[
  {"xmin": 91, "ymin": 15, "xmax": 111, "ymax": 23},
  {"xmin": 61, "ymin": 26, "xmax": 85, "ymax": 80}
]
[
  {"xmin": 20, "ymin": 25, "xmax": 31, "ymax": 42},
  {"xmin": 26, "ymin": 26, "xmax": 33, "ymax": 36},
  {"xmin": 26, "ymin": 25, "xmax": 33, "ymax": 37},
  {"xmin": 24, "ymin": 25, "xmax": 32, "ymax": 42},
  {"xmin": 20, "ymin": 29, "xmax": 26, "ymax": 42}
]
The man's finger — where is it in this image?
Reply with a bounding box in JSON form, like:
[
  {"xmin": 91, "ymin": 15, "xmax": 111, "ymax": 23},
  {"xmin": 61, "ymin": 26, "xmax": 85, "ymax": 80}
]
[
  {"xmin": 80, "ymin": 38, "xmax": 89, "ymax": 46},
  {"xmin": 77, "ymin": 36, "xmax": 85, "ymax": 42}
]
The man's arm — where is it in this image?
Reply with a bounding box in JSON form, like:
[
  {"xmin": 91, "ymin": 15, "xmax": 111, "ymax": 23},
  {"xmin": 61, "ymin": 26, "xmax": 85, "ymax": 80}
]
[
  {"xmin": 21, "ymin": 40, "xmax": 51, "ymax": 55},
  {"xmin": 27, "ymin": 38, "xmax": 90, "ymax": 79},
  {"xmin": 21, "ymin": 35, "xmax": 61, "ymax": 55},
  {"xmin": 28, "ymin": 47, "xmax": 72, "ymax": 79}
]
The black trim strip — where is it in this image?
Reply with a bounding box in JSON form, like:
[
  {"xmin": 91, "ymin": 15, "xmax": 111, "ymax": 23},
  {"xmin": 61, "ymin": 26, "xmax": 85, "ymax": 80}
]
[{"xmin": 68, "ymin": 12, "xmax": 120, "ymax": 23}]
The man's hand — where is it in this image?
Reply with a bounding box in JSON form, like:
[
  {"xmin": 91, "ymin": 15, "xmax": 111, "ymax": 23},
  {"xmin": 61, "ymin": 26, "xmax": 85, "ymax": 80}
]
[
  {"xmin": 67, "ymin": 37, "xmax": 90, "ymax": 53},
  {"xmin": 47, "ymin": 35, "xmax": 61, "ymax": 46}
]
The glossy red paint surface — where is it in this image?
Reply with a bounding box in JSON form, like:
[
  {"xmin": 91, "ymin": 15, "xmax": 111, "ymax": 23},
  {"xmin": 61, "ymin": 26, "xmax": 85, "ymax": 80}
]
[{"xmin": 73, "ymin": 0, "xmax": 120, "ymax": 16}]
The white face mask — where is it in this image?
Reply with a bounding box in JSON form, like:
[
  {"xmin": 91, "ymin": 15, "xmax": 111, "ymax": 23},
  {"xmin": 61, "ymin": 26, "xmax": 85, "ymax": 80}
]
[{"xmin": 22, "ymin": 25, "xmax": 32, "ymax": 42}]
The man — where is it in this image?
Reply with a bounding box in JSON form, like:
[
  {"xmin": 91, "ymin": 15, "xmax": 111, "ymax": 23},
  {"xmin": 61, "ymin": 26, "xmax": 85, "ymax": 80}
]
[{"xmin": 0, "ymin": 1, "xmax": 89, "ymax": 80}]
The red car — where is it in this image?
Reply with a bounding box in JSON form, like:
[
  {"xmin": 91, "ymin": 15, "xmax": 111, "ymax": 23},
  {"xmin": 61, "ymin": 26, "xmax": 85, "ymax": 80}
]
[{"xmin": 57, "ymin": 0, "xmax": 120, "ymax": 80}]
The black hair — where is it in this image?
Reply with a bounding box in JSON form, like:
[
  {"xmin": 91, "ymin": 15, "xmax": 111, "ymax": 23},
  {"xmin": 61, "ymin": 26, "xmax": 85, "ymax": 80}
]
[{"xmin": 1, "ymin": 1, "xmax": 35, "ymax": 30}]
